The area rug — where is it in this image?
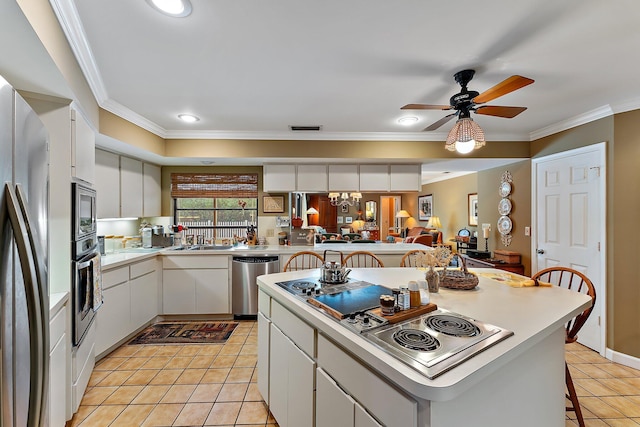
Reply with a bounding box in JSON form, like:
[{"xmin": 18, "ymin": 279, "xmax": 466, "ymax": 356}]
[{"xmin": 128, "ymin": 322, "xmax": 238, "ymax": 345}]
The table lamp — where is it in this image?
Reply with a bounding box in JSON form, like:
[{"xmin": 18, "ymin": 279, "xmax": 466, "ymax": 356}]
[
  {"xmin": 427, "ymin": 216, "xmax": 442, "ymax": 231},
  {"xmin": 305, "ymin": 207, "xmax": 318, "ymax": 226},
  {"xmin": 396, "ymin": 210, "xmax": 411, "ymax": 238}
]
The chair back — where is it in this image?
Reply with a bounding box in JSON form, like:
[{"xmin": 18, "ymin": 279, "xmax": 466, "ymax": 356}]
[
  {"xmin": 349, "ymin": 239, "xmax": 376, "ymax": 244},
  {"xmin": 283, "ymin": 251, "xmax": 324, "ymax": 272},
  {"xmin": 412, "ymin": 234, "xmax": 433, "ymax": 247},
  {"xmin": 531, "ymin": 267, "xmax": 596, "ymax": 343},
  {"xmin": 400, "ymin": 249, "xmax": 427, "ymax": 267},
  {"xmin": 343, "ymin": 251, "xmax": 384, "ymax": 268}
]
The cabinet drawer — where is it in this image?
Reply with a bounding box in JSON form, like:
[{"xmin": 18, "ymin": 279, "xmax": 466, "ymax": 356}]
[
  {"xmin": 130, "ymin": 258, "xmax": 156, "ymax": 279},
  {"xmin": 258, "ymin": 289, "xmax": 271, "ymax": 317},
  {"xmin": 49, "ymin": 305, "xmax": 66, "ymax": 353},
  {"xmin": 318, "ymin": 334, "xmax": 417, "ymax": 427},
  {"xmin": 271, "ymin": 300, "xmax": 315, "ymax": 357},
  {"xmin": 163, "ymin": 255, "xmax": 228, "ymax": 269},
  {"xmin": 102, "ymin": 266, "xmax": 129, "ymax": 289}
]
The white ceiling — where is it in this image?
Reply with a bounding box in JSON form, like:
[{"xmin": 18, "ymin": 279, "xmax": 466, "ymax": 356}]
[{"xmin": 52, "ymin": 0, "xmax": 640, "ymax": 179}]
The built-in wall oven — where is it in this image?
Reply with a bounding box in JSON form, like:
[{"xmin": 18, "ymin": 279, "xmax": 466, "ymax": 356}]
[{"xmin": 71, "ymin": 181, "xmax": 100, "ymax": 346}]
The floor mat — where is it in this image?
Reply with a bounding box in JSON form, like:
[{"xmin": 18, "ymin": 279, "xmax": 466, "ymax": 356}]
[{"xmin": 127, "ymin": 321, "xmax": 238, "ymax": 345}]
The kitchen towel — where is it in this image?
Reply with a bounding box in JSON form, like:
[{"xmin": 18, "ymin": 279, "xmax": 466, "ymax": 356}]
[
  {"xmin": 478, "ymin": 271, "xmax": 552, "ymax": 288},
  {"xmin": 93, "ymin": 253, "xmax": 103, "ymax": 311}
]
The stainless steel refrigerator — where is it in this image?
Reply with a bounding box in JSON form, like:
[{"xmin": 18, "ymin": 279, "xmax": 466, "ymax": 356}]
[{"xmin": 0, "ymin": 75, "xmax": 50, "ymax": 426}]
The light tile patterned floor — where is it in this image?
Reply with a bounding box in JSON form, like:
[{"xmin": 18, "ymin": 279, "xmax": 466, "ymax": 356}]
[
  {"xmin": 68, "ymin": 321, "xmax": 278, "ymax": 427},
  {"xmin": 68, "ymin": 321, "xmax": 640, "ymax": 426},
  {"xmin": 566, "ymin": 342, "xmax": 640, "ymax": 426}
]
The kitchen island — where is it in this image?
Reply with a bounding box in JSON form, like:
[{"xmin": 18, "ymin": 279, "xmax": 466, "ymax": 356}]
[{"xmin": 257, "ymin": 268, "xmax": 591, "ymax": 427}]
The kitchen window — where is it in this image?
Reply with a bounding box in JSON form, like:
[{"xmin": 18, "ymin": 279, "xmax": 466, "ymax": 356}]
[{"xmin": 171, "ymin": 173, "xmax": 258, "ymax": 241}]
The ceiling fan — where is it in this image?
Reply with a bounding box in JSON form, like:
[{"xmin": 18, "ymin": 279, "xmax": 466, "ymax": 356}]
[{"xmin": 401, "ymin": 69, "xmax": 534, "ymax": 131}]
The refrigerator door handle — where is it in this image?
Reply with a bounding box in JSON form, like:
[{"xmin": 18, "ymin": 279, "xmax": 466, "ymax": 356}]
[{"xmin": 5, "ymin": 183, "xmax": 48, "ymax": 427}]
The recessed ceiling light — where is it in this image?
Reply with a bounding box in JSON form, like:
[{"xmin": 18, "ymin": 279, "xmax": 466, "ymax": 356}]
[
  {"xmin": 178, "ymin": 113, "xmax": 199, "ymax": 123},
  {"xmin": 397, "ymin": 116, "xmax": 419, "ymax": 125},
  {"xmin": 146, "ymin": 0, "xmax": 192, "ymax": 17}
]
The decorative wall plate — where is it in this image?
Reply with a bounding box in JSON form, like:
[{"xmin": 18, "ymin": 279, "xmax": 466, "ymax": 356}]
[
  {"xmin": 498, "ymin": 198, "xmax": 512, "ymax": 215},
  {"xmin": 499, "ymin": 181, "xmax": 512, "ymax": 198},
  {"xmin": 498, "ymin": 215, "xmax": 513, "ymax": 235}
]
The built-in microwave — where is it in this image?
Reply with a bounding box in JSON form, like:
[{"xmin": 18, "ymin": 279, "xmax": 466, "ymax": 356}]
[{"xmin": 72, "ymin": 182, "xmax": 97, "ymax": 241}]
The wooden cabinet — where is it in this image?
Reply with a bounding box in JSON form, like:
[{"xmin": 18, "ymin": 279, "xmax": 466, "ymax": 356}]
[
  {"xmin": 359, "ymin": 165, "xmax": 389, "ymax": 191},
  {"xmin": 269, "ymin": 324, "xmax": 315, "ymax": 427},
  {"xmin": 49, "ymin": 303, "xmax": 67, "ymax": 427},
  {"xmin": 95, "ymin": 149, "xmax": 120, "ymax": 218},
  {"xmin": 71, "ymin": 108, "xmax": 95, "ymax": 184},
  {"xmin": 162, "ymin": 255, "xmax": 230, "ymax": 314},
  {"xmin": 462, "ymin": 255, "xmax": 525, "ymax": 275},
  {"xmin": 264, "ymin": 164, "xmax": 296, "ymax": 192},
  {"xmin": 143, "ymin": 162, "xmax": 162, "ymax": 217},
  {"xmin": 120, "ymin": 156, "xmax": 143, "ymax": 217},
  {"xmin": 329, "ymin": 164, "xmax": 359, "ymax": 191}
]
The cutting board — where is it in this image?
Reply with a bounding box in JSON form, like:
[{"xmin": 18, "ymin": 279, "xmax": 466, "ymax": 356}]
[
  {"xmin": 308, "ymin": 284, "xmax": 391, "ymax": 319},
  {"xmin": 369, "ymin": 303, "xmax": 438, "ymax": 324}
]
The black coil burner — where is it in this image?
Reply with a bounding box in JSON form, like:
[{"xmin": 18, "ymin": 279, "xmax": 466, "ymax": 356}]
[
  {"xmin": 393, "ymin": 329, "xmax": 440, "ymax": 352},
  {"xmin": 424, "ymin": 315, "xmax": 481, "ymax": 337}
]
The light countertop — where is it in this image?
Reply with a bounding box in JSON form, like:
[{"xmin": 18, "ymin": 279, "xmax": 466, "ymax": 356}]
[{"xmin": 257, "ymin": 267, "xmax": 591, "ymax": 401}]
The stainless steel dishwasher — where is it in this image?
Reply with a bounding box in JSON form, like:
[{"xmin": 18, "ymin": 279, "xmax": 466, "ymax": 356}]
[{"xmin": 232, "ymin": 256, "xmax": 280, "ymax": 318}]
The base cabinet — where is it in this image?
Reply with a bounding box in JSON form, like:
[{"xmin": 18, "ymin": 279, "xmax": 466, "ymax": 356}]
[
  {"xmin": 96, "ymin": 280, "xmax": 130, "ymax": 356},
  {"xmin": 130, "ymin": 270, "xmax": 158, "ymax": 329},
  {"xmin": 257, "ymin": 312, "xmax": 270, "ymax": 405},
  {"xmin": 316, "ymin": 368, "xmax": 357, "ymax": 427},
  {"xmin": 269, "ymin": 324, "xmax": 315, "ymax": 427},
  {"xmin": 49, "ymin": 303, "xmax": 67, "ymax": 427}
]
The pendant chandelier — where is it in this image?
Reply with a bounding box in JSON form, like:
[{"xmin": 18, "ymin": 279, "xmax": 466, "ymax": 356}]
[{"xmin": 328, "ymin": 192, "xmax": 362, "ymax": 207}]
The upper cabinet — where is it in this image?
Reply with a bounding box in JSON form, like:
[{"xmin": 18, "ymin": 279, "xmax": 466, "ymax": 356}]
[
  {"xmin": 264, "ymin": 163, "xmax": 421, "ymax": 193},
  {"xmin": 359, "ymin": 165, "xmax": 389, "ymax": 192},
  {"xmin": 263, "ymin": 164, "xmax": 296, "ymax": 192},
  {"xmin": 143, "ymin": 163, "xmax": 162, "ymax": 217},
  {"xmin": 71, "ymin": 108, "xmax": 95, "ymax": 184},
  {"xmin": 95, "ymin": 149, "xmax": 162, "ymax": 218},
  {"xmin": 389, "ymin": 164, "xmax": 422, "ymax": 191},
  {"xmin": 95, "ymin": 150, "xmax": 120, "ymax": 218}
]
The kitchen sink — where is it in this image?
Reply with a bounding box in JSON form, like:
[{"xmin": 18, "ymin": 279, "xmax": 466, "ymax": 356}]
[{"xmin": 186, "ymin": 245, "xmax": 234, "ymax": 251}]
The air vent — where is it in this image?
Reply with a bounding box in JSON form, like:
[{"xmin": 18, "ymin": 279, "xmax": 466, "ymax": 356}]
[{"xmin": 289, "ymin": 125, "xmax": 322, "ymax": 131}]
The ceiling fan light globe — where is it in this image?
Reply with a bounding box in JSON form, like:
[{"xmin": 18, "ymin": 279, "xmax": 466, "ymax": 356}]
[
  {"xmin": 455, "ymin": 139, "xmax": 476, "ymax": 154},
  {"xmin": 445, "ymin": 117, "xmax": 486, "ymax": 153}
]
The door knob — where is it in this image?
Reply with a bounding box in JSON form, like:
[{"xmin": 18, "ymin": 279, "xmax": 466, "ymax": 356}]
[{"xmin": 536, "ymin": 249, "xmax": 545, "ymax": 254}]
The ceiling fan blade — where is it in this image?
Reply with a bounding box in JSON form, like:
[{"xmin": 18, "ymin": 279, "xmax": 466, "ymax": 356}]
[
  {"xmin": 475, "ymin": 106, "xmax": 527, "ymax": 118},
  {"xmin": 401, "ymin": 104, "xmax": 451, "ymax": 110},
  {"xmin": 423, "ymin": 114, "xmax": 456, "ymax": 131},
  {"xmin": 473, "ymin": 75, "xmax": 534, "ymax": 104}
]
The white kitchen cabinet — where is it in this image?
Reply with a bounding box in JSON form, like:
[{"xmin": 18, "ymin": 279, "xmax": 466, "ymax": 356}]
[
  {"xmin": 49, "ymin": 303, "xmax": 67, "ymax": 427},
  {"xmin": 94, "ymin": 149, "xmax": 120, "ymax": 218},
  {"xmin": 95, "ymin": 278, "xmax": 131, "ymax": 356},
  {"xmin": 120, "ymin": 156, "xmax": 143, "ymax": 217},
  {"xmin": 355, "ymin": 403, "xmax": 383, "ymax": 427},
  {"xmin": 143, "ymin": 162, "xmax": 161, "ymax": 217},
  {"xmin": 130, "ymin": 258, "xmax": 158, "ymax": 329},
  {"xmin": 359, "ymin": 164, "xmax": 389, "ymax": 192},
  {"xmin": 257, "ymin": 311, "xmax": 271, "ymax": 405},
  {"xmin": 316, "ymin": 367, "xmax": 356, "ymax": 427},
  {"xmin": 297, "ymin": 164, "xmax": 328, "ymax": 192},
  {"xmin": 71, "ymin": 108, "xmax": 95, "ymax": 184},
  {"xmin": 329, "ymin": 164, "xmax": 359, "ymax": 191},
  {"xmin": 269, "ymin": 324, "xmax": 315, "ymax": 427},
  {"xmin": 263, "ymin": 164, "xmax": 296, "ymax": 192},
  {"xmin": 162, "ymin": 255, "xmax": 230, "ymax": 315},
  {"xmin": 390, "ymin": 164, "xmax": 422, "ymax": 191}
]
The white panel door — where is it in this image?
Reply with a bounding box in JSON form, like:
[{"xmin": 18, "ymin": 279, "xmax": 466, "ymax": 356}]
[{"xmin": 534, "ymin": 145, "xmax": 604, "ymax": 352}]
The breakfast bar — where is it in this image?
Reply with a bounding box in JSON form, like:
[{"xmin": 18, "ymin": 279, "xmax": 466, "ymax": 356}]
[{"xmin": 257, "ymin": 268, "xmax": 591, "ymax": 427}]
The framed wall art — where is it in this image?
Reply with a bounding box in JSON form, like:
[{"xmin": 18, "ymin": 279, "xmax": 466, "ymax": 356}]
[
  {"xmin": 263, "ymin": 195, "xmax": 284, "ymax": 213},
  {"xmin": 468, "ymin": 193, "xmax": 478, "ymax": 226},
  {"xmin": 418, "ymin": 194, "xmax": 433, "ymax": 221}
]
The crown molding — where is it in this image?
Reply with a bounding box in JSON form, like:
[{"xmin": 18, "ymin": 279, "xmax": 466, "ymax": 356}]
[
  {"xmin": 49, "ymin": 0, "xmax": 108, "ymax": 103},
  {"xmin": 611, "ymin": 97, "xmax": 640, "ymax": 115},
  {"xmin": 101, "ymin": 98, "xmax": 168, "ymax": 137},
  {"xmin": 529, "ymin": 105, "xmax": 614, "ymax": 141}
]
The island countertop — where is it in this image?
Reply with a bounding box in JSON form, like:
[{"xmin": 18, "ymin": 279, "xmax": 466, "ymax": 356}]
[{"xmin": 257, "ymin": 267, "xmax": 591, "ymax": 402}]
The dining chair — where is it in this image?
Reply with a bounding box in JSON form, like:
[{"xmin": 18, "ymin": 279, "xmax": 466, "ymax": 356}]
[
  {"xmin": 283, "ymin": 251, "xmax": 324, "ymax": 272},
  {"xmin": 349, "ymin": 239, "xmax": 376, "ymax": 244},
  {"xmin": 400, "ymin": 249, "xmax": 428, "ymax": 267},
  {"xmin": 343, "ymin": 251, "xmax": 384, "ymax": 268},
  {"xmin": 530, "ymin": 267, "xmax": 596, "ymax": 427}
]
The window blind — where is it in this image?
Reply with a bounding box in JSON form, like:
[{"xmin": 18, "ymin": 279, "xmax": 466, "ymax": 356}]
[{"xmin": 170, "ymin": 173, "xmax": 258, "ymax": 198}]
